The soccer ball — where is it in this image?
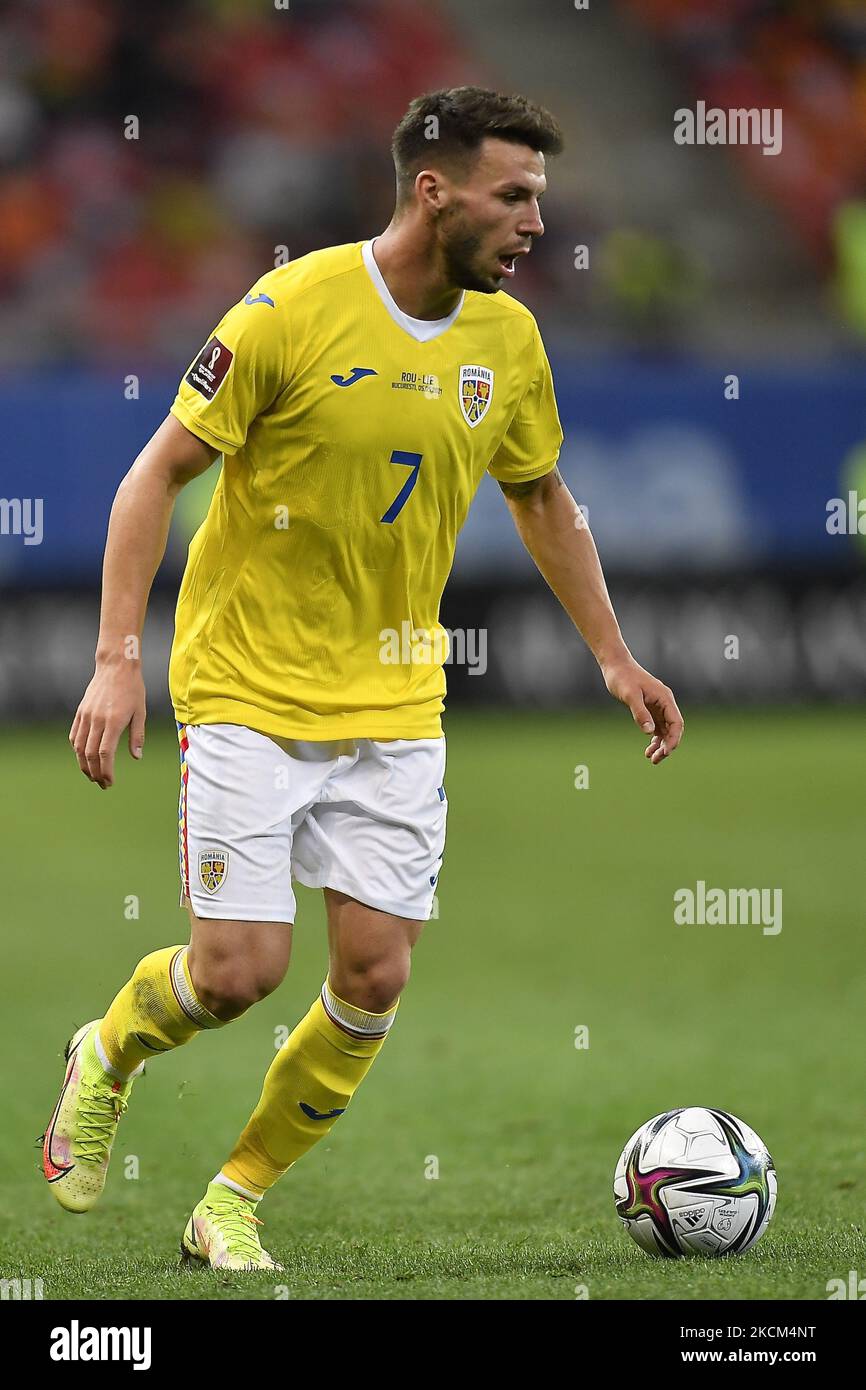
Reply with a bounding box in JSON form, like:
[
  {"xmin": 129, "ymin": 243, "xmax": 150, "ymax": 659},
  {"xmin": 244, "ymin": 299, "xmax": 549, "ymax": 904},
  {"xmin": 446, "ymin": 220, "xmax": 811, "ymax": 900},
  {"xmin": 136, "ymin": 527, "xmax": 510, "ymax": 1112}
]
[{"xmin": 613, "ymin": 1107, "xmax": 776, "ymax": 1257}]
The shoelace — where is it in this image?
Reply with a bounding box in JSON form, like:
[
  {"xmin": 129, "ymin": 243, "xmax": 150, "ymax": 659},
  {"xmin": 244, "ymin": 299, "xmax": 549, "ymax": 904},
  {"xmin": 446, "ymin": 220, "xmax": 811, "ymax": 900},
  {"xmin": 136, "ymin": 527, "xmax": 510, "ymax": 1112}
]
[
  {"xmin": 206, "ymin": 1201, "xmax": 270, "ymax": 1263},
  {"xmin": 73, "ymin": 1080, "xmax": 128, "ymax": 1163}
]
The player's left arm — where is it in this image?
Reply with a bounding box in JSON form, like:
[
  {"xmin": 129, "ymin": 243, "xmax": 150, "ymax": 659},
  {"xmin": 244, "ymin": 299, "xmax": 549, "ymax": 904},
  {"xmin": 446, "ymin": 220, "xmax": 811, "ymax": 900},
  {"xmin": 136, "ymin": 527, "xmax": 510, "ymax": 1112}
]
[{"xmin": 499, "ymin": 466, "xmax": 684, "ymax": 764}]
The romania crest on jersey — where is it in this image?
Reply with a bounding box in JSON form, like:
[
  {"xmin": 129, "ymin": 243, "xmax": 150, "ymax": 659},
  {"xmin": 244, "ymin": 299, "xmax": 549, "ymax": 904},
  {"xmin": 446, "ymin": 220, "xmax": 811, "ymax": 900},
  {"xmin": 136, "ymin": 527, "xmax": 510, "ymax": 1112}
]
[
  {"xmin": 459, "ymin": 364, "xmax": 494, "ymax": 427},
  {"xmin": 199, "ymin": 849, "xmax": 229, "ymax": 894}
]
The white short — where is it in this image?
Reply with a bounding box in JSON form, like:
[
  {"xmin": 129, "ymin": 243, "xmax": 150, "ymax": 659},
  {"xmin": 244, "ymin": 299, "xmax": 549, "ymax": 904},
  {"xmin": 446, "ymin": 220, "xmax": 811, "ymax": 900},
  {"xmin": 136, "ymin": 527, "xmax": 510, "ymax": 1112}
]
[{"xmin": 177, "ymin": 723, "xmax": 447, "ymax": 923}]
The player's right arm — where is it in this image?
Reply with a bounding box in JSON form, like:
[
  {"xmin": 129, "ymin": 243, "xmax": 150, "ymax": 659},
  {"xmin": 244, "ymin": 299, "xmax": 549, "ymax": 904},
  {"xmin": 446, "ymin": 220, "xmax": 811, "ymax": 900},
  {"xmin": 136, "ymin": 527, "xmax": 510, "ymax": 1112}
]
[
  {"xmin": 73, "ymin": 273, "xmax": 289, "ymax": 787},
  {"xmin": 70, "ymin": 415, "xmax": 218, "ymax": 790}
]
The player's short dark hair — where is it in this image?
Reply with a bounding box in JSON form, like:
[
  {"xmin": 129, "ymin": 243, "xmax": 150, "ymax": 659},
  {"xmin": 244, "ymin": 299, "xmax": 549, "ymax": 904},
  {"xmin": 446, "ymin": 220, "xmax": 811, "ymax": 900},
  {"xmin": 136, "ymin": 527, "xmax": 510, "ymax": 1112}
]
[{"xmin": 391, "ymin": 87, "xmax": 563, "ymax": 208}]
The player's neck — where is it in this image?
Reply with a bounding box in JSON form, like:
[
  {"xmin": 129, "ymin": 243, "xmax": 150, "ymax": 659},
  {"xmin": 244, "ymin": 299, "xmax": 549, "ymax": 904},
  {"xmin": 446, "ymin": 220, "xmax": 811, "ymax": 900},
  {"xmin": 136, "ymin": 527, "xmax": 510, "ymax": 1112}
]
[{"xmin": 371, "ymin": 225, "xmax": 462, "ymax": 322}]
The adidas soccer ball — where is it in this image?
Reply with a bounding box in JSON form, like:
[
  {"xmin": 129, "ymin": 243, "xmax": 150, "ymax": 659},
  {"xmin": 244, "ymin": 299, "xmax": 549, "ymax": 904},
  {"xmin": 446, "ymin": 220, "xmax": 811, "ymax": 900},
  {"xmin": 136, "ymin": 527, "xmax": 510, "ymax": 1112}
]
[{"xmin": 613, "ymin": 1107, "xmax": 776, "ymax": 1257}]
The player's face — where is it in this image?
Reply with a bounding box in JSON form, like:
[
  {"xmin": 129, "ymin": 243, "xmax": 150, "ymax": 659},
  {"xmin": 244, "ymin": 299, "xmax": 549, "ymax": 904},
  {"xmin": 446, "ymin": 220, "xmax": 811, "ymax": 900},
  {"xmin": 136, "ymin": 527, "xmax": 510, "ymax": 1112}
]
[{"xmin": 439, "ymin": 138, "xmax": 547, "ymax": 294}]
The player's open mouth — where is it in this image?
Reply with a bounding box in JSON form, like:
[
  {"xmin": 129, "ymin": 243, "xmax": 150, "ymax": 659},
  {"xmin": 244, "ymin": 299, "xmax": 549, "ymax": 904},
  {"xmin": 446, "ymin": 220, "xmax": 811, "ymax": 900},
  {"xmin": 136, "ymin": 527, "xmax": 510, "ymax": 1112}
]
[
  {"xmin": 494, "ymin": 248, "xmax": 528, "ymax": 278},
  {"xmin": 497, "ymin": 248, "xmax": 530, "ymax": 278}
]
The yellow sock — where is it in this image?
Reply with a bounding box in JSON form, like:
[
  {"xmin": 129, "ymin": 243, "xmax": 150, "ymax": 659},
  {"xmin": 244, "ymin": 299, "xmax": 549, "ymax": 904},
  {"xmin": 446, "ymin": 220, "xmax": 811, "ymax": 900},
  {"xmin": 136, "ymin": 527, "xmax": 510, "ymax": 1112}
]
[
  {"xmin": 98, "ymin": 945, "xmax": 222, "ymax": 1078},
  {"xmin": 221, "ymin": 978, "xmax": 398, "ymax": 1197}
]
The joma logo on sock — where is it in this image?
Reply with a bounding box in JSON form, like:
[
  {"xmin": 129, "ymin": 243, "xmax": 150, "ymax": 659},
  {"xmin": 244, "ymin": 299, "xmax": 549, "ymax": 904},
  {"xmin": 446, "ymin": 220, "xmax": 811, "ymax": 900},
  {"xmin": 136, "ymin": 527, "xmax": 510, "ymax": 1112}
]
[
  {"xmin": 50, "ymin": 1321, "xmax": 151, "ymax": 1370},
  {"xmin": 299, "ymin": 1102, "xmax": 345, "ymax": 1120}
]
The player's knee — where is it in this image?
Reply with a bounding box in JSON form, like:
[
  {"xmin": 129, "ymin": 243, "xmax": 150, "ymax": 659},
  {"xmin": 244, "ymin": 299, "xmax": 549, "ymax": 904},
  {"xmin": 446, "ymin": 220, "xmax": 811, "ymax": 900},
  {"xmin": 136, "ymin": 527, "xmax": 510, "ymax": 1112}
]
[
  {"xmin": 331, "ymin": 958, "xmax": 408, "ymax": 1014},
  {"xmin": 192, "ymin": 958, "xmax": 286, "ymax": 1021}
]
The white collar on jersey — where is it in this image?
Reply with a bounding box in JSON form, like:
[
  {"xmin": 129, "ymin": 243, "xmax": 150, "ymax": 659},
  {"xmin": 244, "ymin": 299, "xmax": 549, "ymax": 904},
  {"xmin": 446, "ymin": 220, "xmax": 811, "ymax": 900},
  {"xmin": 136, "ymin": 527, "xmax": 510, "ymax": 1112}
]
[{"xmin": 362, "ymin": 238, "xmax": 465, "ymax": 343}]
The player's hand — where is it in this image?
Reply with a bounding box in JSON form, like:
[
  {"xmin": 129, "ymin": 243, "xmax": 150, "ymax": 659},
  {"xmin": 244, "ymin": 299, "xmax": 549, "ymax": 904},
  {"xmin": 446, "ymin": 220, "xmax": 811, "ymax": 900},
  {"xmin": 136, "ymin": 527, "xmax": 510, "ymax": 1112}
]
[
  {"xmin": 601, "ymin": 657, "xmax": 684, "ymax": 765},
  {"xmin": 69, "ymin": 658, "xmax": 147, "ymax": 790}
]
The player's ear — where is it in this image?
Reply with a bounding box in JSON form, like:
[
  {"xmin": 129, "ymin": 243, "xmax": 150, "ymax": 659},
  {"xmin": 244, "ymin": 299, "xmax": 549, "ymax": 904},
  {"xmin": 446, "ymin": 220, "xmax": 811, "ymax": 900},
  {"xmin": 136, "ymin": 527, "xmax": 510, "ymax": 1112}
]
[{"xmin": 415, "ymin": 169, "xmax": 447, "ymax": 213}]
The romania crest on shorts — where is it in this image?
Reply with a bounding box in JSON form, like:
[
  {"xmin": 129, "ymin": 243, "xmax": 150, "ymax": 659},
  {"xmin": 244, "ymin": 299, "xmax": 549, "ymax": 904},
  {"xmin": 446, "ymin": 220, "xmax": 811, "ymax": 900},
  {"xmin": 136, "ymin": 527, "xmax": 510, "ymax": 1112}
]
[
  {"xmin": 459, "ymin": 364, "xmax": 494, "ymax": 427},
  {"xmin": 199, "ymin": 849, "xmax": 228, "ymax": 894}
]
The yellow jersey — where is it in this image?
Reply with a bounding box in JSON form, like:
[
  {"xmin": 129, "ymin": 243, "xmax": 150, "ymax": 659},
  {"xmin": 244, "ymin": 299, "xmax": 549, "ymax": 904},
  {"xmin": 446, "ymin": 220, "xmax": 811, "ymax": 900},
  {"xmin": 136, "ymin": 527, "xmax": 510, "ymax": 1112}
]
[{"xmin": 169, "ymin": 240, "xmax": 563, "ymax": 739}]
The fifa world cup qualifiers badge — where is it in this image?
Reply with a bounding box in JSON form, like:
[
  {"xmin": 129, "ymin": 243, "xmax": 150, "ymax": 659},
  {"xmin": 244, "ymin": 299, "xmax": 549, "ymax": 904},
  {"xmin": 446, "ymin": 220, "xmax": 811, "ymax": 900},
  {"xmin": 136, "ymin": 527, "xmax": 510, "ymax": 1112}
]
[{"xmin": 186, "ymin": 337, "xmax": 233, "ymax": 401}]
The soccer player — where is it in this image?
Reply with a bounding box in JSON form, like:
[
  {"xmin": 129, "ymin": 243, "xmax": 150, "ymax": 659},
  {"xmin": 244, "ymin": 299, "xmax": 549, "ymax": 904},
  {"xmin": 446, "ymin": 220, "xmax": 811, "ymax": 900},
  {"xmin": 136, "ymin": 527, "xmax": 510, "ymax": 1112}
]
[{"xmin": 44, "ymin": 88, "xmax": 683, "ymax": 1271}]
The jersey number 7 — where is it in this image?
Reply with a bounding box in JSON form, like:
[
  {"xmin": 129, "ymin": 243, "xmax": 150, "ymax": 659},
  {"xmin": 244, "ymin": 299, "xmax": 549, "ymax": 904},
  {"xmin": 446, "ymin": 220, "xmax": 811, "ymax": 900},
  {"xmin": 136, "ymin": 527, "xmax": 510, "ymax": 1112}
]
[{"xmin": 380, "ymin": 450, "xmax": 422, "ymax": 524}]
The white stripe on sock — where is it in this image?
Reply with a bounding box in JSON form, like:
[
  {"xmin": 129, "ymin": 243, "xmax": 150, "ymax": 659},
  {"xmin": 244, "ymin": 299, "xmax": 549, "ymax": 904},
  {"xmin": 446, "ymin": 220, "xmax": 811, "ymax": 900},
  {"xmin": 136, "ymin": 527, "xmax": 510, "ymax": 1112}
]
[
  {"xmin": 213, "ymin": 1172, "xmax": 264, "ymax": 1203},
  {"xmin": 93, "ymin": 1028, "xmax": 144, "ymax": 1083},
  {"xmin": 321, "ymin": 980, "xmax": 398, "ymax": 1038},
  {"xmin": 171, "ymin": 946, "xmax": 217, "ymax": 1027}
]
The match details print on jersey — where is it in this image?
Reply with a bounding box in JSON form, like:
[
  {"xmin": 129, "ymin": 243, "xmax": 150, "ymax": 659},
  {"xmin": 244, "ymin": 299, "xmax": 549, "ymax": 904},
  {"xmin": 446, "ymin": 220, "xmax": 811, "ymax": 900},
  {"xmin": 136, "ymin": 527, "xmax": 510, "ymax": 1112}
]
[{"xmin": 169, "ymin": 240, "xmax": 563, "ymax": 740}]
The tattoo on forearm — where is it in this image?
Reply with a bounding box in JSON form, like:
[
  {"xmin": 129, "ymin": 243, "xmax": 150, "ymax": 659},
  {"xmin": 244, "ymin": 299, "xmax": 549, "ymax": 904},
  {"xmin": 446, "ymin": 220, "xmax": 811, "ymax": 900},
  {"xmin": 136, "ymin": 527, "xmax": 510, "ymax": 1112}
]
[{"xmin": 498, "ymin": 466, "xmax": 564, "ymax": 501}]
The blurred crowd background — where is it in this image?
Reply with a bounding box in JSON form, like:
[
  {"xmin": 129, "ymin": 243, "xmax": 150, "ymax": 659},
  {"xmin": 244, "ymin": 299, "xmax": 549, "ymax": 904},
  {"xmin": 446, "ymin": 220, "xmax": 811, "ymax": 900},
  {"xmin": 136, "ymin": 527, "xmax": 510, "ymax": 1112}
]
[
  {"xmin": 1, "ymin": 0, "xmax": 865, "ymax": 713},
  {"xmin": 4, "ymin": 0, "xmax": 866, "ymax": 361},
  {"xmin": 0, "ymin": 0, "xmax": 482, "ymax": 366}
]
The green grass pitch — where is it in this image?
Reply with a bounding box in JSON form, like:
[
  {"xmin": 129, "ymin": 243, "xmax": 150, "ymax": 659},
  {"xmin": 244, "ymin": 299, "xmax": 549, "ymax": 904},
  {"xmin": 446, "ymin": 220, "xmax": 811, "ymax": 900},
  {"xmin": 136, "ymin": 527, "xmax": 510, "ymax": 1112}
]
[{"xmin": 1, "ymin": 708, "xmax": 864, "ymax": 1300}]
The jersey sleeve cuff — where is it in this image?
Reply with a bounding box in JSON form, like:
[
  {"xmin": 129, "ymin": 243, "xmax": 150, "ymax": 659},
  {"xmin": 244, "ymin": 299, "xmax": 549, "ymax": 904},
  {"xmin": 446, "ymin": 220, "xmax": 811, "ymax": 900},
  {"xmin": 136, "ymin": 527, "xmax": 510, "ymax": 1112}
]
[
  {"xmin": 487, "ymin": 455, "xmax": 560, "ymax": 485},
  {"xmin": 170, "ymin": 398, "xmax": 240, "ymax": 456}
]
